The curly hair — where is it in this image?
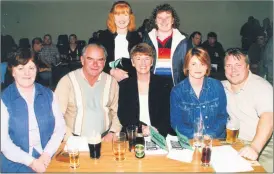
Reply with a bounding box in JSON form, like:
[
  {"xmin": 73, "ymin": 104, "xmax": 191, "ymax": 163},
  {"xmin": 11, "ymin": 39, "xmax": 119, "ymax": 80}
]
[
  {"xmin": 147, "ymin": 3, "xmax": 180, "ymax": 32},
  {"xmin": 107, "ymin": 1, "xmax": 136, "ymax": 34}
]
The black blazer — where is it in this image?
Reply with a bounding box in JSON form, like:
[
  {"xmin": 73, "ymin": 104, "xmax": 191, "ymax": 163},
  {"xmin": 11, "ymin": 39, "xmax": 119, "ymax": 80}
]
[
  {"xmin": 92, "ymin": 29, "xmax": 142, "ymax": 74},
  {"xmin": 118, "ymin": 74, "xmax": 175, "ymax": 137}
]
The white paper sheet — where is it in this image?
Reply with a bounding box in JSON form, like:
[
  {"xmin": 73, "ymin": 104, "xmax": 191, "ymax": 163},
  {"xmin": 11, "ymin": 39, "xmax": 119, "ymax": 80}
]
[
  {"xmin": 166, "ymin": 135, "xmax": 194, "ymax": 163},
  {"xmin": 144, "ymin": 137, "xmax": 168, "ymax": 155},
  {"xmin": 64, "ymin": 136, "xmax": 89, "ymax": 152},
  {"xmin": 211, "ymin": 145, "xmax": 254, "ymax": 172}
]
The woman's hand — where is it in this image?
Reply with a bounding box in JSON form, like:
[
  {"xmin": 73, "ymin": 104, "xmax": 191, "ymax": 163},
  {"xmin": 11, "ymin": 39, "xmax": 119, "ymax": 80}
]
[
  {"xmin": 110, "ymin": 68, "xmax": 129, "ymax": 82},
  {"xmin": 142, "ymin": 125, "xmax": 158, "ymax": 137},
  {"xmin": 39, "ymin": 152, "xmax": 51, "ymax": 168},
  {"xmin": 29, "ymin": 159, "xmax": 46, "ymax": 173}
]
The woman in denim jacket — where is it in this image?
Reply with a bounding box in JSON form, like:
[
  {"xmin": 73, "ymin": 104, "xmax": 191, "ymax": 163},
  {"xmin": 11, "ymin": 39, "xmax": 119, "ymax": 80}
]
[{"xmin": 170, "ymin": 47, "xmax": 228, "ymax": 139}]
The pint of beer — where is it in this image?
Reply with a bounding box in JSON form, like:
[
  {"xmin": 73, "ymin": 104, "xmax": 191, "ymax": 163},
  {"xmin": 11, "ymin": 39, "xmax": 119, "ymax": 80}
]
[{"xmin": 226, "ymin": 118, "xmax": 240, "ymax": 144}]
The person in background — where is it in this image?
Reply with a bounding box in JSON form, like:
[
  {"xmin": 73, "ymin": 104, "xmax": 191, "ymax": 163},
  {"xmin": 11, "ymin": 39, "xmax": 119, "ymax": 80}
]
[
  {"xmin": 137, "ymin": 18, "xmax": 149, "ymax": 39},
  {"xmin": 118, "ymin": 43, "xmax": 174, "ymax": 137},
  {"xmin": 55, "ymin": 43, "xmax": 121, "ymax": 142},
  {"xmin": 144, "ymin": 3, "xmax": 188, "ymax": 86},
  {"xmin": 187, "ymin": 31, "xmax": 202, "ymax": 51},
  {"xmin": 201, "ymin": 32, "xmax": 225, "ymax": 72},
  {"xmin": 31, "ymin": 37, "xmax": 50, "ymax": 87},
  {"xmin": 1, "ymin": 48, "xmax": 65, "ymax": 173},
  {"xmin": 39, "ymin": 34, "xmax": 60, "ymax": 88},
  {"xmin": 240, "ymin": 16, "xmax": 256, "ymax": 51},
  {"xmin": 262, "ymin": 17, "xmax": 272, "ymax": 41},
  {"xmin": 248, "ymin": 30, "xmax": 267, "ymax": 74},
  {"xmin": 91, "ymin": 1, "xmax": 142, "ymax": 82},
  {"xmin": 68, "ymin": 34, "xmax": 80, "ymax": 61},
  {"xmin": 222, "ymin": 48, "xmax": 273, "ymax": 172},
  {"xmin": 170, "ymin": 47, "xmax": 228, "ymax": 138},
  {"xmin": 259, "ymin": 36, "xmax": 273, "ymax": 84}
]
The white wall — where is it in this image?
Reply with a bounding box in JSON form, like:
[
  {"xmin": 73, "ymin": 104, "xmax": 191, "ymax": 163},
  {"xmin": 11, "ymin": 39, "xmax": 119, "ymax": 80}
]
[{"xmin": 1, "ymin": 0, "xmax": 273, "ymax": 49}]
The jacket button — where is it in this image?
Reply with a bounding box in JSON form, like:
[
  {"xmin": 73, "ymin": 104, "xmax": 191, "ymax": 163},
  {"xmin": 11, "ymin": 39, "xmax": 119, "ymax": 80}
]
[
  {"xmin": 202, "ymin": 105, "xmax": 205, "ymax": 108},
  {"xmin": 205, "ymin": 116, "xmax": 208, "ymax": 119}
]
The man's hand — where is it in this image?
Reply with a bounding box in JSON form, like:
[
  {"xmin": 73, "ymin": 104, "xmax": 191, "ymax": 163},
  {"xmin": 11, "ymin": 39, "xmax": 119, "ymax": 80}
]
[
  {"xmin": 29, "ymin": 159, "xmax": 46, "ymax": 173},
  {"xmin": 110, "ymin": 68, "xmax": 129, "ymax": 82},
  {"xmin": 38, "ymin": 152, "xmax": 51, "ymax": 168},
  {"xmin": 103, "ymin": 132, "xmax": 114, "ymax": 142},
  {"xmin": 239, "ymin": 145, "xmax": 259, "ymax": 160}
]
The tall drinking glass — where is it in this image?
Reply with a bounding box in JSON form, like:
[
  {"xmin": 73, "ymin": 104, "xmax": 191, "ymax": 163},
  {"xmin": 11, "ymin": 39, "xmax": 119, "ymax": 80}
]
[
  {"xmin": 201, "ymin": 134, "xmax": 212, "ymax": 167},
  {"xmin": 112, "ymin": 132, "xmax": 126, "ymax": 161},
  {"xmin": 126, "ymin": 125, "xmax": 137, "ymax": 152},
  {"xmin": 226, "ymin": 118, "xmax": 240, "ymax": 144},
  {"xmin": 193, "ymin": 116, "xmax": 204, "ymax": 148}
]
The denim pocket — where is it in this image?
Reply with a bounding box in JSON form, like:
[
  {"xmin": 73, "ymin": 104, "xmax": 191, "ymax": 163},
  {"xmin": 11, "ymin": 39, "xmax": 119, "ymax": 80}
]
[{"xmin": 179, "ymin": 103, "xmax": 193, "ymax": 126}]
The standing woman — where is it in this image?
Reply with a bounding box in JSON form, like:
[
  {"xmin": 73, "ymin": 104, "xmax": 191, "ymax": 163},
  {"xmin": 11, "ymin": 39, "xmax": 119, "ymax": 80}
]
[
  {"xmin": 170, "ymin": 47, "xmax": 228, "ymax": 138},
  {"xmin": 93, "ymin": 1, "xmax": 142, "ymax": 82},
  {"xmin": 118, "ymin": 43, "xmax": 173, "ymax": 137},
  {"xmin": 1, "ymin": 48, "xmax": 65, "ymax": 173}
]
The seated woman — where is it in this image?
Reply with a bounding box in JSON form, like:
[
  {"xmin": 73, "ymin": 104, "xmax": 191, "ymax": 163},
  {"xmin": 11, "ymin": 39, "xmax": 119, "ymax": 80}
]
[
  {"xmin": 118, "ymin": 43, "xmax": 174, "ymax": 137},
  {"xmin": 170, "ymin": 47, "xmax": 228, "ymax": 138},
  {"xmin": 68, "ymin": 34, "xmax": 80, "ymax": 61},
  {"xmin": 1, "ymin": 48, "xmax": 66, "ymax": 173},
  {"xmin": 93, "ymin": 1, "xmax": 142, "ymax": 82}
]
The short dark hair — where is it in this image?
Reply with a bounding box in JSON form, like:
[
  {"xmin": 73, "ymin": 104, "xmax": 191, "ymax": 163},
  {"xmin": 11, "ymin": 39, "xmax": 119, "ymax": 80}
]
[
  {"xmin": 207, "ymin": 32, "xmax": 217, "ymax": 38},
  {"xmin": 43, "ymin": 34, "xmax": 52, "ymax": 40},
  {"xmin": 147, "ymin": 3, "xmax": 180, "ymax": 32},
  {"xmin": 7, "ymin": 48, "xmax": 37, "ymax": 73},
  {"xmin": 32, "ymin": 37, "xmax": 42, "ymax": 47},
  {"xmin": 69, "ymin": 34, "xmax": 77, "ymax": 40},
  {"xmin": 190, "ymin": 31, "xmax": 202, "ymax": 39}
]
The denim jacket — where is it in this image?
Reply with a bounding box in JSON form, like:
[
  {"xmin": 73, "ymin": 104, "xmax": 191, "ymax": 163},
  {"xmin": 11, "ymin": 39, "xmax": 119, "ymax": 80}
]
[{"xmin": 170, "ymin": 77, "xmax": 228, "ymax": 139}]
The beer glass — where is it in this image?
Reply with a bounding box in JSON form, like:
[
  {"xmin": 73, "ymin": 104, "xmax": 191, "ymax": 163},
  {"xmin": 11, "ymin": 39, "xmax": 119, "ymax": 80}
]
[
  {"xmin": 126, "ymin": 125, "xmax": 137, "ymax": 152},
  {"xmin": 112, "ymin": 132, "xmax": 126, "ymax": 161},
  {"xmin": 193, "ymin": 116, "xmax": 204, "ymax": 148},
  {"xmin": 201, "ymin": 134, "xmax": 212, "ymax": 167},
  {"xmin": 68, "ymin": 148, "xmax": 80, "ymax": 169},
  {"xmin": 226, "ymin": 118, "xmax": 240, "ymax": 144}
]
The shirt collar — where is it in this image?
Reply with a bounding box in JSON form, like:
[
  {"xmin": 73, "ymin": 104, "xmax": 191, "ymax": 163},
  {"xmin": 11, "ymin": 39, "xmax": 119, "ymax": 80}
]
[{"xmin": 183, "ymin": 76, "xmax": 210, "ymax": 94}]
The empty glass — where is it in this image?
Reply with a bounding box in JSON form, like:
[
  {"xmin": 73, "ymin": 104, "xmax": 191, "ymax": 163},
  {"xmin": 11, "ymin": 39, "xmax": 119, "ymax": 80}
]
[{"xmin": 193, "ymin": 116, "xmax": 204, "ymax": 148}]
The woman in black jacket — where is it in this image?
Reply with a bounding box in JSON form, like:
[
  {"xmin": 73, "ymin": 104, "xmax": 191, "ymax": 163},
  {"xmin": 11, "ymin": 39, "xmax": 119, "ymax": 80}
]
[
  {"xmin": 118, "ymin": 43, "xmax": 174, "ymax": 137},
  {"xmin": 89, "ymin": 1, "xmax": 141, "ymax": 82}
]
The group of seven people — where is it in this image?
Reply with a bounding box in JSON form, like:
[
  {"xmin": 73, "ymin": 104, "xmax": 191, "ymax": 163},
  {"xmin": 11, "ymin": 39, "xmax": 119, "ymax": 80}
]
[{"xmin": 1, "ymin": 1, "xmax": 273, "ymax": 173}]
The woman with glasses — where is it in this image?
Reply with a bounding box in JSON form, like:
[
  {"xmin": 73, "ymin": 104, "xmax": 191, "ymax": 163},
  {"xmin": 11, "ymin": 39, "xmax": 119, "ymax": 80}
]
[{"xmin": 170, "ymin": 47, "xmax": 228, "ymax": 138}]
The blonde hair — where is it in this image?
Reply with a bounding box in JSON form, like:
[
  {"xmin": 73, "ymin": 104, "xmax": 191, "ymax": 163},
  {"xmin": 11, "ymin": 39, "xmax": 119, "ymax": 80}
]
[{"xmin": 107, "ymin": 1, "xmax": 136, "ymax": 33}]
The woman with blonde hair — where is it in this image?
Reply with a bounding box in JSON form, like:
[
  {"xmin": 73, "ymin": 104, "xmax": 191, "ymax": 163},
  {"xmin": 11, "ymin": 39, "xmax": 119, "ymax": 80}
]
[
  {"xmin": 91, "ymin": 1, "xmax": 141, "ymax": 82},
  {"xmin": 170, "ymin": 47, "xmax": 228, "ymax": 139}
]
